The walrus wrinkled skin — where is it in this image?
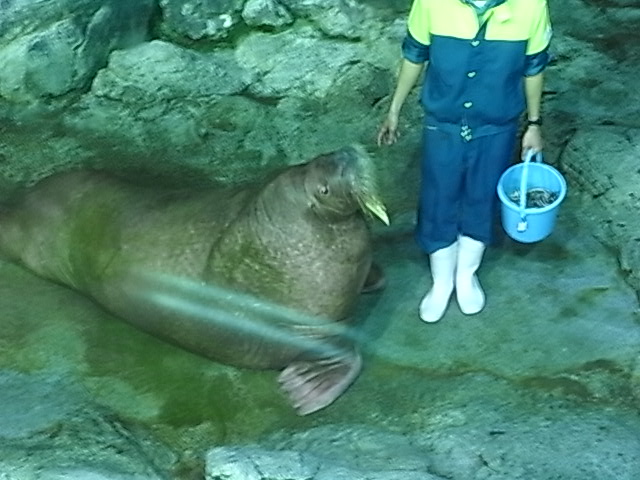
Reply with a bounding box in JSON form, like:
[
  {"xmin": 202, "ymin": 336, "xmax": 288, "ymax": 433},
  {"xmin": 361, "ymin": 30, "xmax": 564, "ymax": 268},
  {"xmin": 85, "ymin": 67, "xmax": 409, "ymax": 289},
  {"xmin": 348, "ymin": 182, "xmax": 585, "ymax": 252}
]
[{"xmin": 0, "ymin": 145, "xmax": 387, "ymax": 415}]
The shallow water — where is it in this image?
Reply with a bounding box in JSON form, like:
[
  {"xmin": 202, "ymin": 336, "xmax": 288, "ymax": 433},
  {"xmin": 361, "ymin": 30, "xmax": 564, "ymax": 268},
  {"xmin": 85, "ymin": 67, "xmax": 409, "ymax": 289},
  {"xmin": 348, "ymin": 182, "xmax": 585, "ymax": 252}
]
[{"xmin": 0, "ymin": 187, "xmax": 639, "ymax": 477}]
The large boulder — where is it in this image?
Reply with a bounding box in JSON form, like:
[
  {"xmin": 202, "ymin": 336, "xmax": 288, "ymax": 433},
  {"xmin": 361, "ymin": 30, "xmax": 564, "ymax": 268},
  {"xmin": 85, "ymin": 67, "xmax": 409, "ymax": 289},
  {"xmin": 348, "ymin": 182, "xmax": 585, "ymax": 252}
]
[
  {"xmin": 156, "ymin": 0, "xmax": 371, "ymax": 43},
  {"xmin": 560, "ymin": 126, "xmax": 640, "ymax": 291},
  {"xmin": 157, "ymin": 0, "xmax": 245, "ymax": 42},
  {"xmin": 0, "ymin": 0, "xmax": 154, "ymax": 106}
]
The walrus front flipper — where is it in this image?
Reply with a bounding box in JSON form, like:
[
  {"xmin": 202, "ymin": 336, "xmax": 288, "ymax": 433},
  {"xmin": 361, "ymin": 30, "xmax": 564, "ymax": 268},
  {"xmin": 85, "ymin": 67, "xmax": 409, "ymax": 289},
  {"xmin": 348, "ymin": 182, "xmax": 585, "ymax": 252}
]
[
  {"xmin": 361, "ymin": 262, "xmax": 386, "ymax": 294},
  {"xmin": 278, "ymin": 349, "xmax": 362, "ymax": 415}
]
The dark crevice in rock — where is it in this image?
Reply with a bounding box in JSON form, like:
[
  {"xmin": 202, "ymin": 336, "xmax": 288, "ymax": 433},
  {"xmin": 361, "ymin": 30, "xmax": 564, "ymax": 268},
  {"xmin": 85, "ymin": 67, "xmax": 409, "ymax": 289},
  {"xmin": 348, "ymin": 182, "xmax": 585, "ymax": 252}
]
[{"xmin": 147, "ymin": 0, "xmax": 165, "ymax": 41}]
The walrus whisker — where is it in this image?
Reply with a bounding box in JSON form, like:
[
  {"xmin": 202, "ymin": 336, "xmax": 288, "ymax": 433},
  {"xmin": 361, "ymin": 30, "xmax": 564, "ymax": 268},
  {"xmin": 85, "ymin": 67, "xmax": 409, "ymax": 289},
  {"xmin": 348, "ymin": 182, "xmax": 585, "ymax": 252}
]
[{"xmin": 344, "ymin": 146, "xmax": 389, "ymax": 225}]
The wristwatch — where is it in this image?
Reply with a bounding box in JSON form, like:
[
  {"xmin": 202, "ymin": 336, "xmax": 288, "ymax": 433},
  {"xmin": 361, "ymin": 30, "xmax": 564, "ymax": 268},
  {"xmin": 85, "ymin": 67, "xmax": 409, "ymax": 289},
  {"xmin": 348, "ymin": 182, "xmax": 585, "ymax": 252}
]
[{"xmin": 527, "ymin": 118, "xmax": 543, "ymax": 127}]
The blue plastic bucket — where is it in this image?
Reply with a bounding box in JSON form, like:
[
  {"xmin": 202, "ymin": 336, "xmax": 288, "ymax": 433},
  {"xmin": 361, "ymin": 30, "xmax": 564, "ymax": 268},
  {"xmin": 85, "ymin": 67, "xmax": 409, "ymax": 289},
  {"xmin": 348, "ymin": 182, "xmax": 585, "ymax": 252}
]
[{"xmin": 496, "ymin": 151, "xmax": 567, "ymax": 243}]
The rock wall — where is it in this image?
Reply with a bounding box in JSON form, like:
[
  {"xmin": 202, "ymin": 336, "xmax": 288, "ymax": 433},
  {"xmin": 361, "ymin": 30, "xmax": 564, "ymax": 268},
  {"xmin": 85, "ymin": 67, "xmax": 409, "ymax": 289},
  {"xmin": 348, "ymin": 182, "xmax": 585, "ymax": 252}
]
[
  {"xmin": 546, "ymin": 0, "xmax": 640, "ymax": 295},
  {"xmin": 0, "ymin": 0, "xmax": 419, "ymax": 217},
  {"xmin": 0, "ymin": 0, "xmax": 639, "ymax": 285},
  {"xmin": 0, "ymin": 0, "xmax": 154, "ymax": 104},
  {"xmin": 561, "ymin": 127, "xmax": 640, "ymax": 294}
]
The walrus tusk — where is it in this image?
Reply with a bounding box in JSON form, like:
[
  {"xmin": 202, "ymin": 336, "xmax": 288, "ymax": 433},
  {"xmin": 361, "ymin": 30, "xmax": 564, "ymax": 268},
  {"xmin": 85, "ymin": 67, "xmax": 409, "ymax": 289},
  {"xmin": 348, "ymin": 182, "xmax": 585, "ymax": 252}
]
[{"xmin": 363, "ymin": 198, "xmax": 390, "ymax": 226}]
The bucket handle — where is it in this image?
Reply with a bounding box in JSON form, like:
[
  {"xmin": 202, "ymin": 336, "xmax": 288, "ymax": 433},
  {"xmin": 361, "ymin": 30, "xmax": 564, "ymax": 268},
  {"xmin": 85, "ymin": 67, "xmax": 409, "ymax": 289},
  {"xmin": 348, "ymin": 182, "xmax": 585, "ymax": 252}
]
[{"xmin": 517, "ymin": 150, "xmax": 543, "ymax": 232}]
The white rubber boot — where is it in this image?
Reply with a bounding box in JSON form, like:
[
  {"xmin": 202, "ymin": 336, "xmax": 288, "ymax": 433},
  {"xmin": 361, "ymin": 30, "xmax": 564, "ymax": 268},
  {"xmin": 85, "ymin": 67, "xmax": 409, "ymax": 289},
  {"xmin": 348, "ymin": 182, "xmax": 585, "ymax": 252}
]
[
  {"xmin": 455, "ymin": 235, "xmax": 486, "ymax": 315},
  {"xmin": 419, "ymin": 242, "xmax": 458, "ymax": 323}
]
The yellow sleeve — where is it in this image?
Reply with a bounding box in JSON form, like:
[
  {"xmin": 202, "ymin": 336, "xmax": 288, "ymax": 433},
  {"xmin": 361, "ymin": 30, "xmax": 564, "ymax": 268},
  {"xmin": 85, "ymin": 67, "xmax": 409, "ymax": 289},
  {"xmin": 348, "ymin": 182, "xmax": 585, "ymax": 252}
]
[
  {"xmin": 407, "ymin": 0, "xmax": 430, "ymax": 46},
  {"xmin": 527, "ymin": 0, "xmax": 552, "ymax": 55}
]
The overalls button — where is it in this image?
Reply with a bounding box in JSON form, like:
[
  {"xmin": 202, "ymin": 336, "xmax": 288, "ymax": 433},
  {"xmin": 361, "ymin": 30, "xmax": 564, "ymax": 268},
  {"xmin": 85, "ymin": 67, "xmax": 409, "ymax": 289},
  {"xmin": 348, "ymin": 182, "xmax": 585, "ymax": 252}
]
[
  {"xmin": 464, "ymin": 101, "xmax": 473, "ymax": 108},
  {"xmin": 467, "ymin": 71, "xmax": 477, "ymax": 78},
  {"xmin": 471, "ymin": 40, "xmax": 480, "ymax": 47}
]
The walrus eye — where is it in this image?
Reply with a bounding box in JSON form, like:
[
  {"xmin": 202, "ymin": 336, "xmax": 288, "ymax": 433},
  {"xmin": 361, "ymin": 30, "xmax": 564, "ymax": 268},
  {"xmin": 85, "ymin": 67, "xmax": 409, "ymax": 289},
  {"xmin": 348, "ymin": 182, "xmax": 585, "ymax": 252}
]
[{"xmin": 318, "ymin": 185, "xmax": 329, "ymax": 196}]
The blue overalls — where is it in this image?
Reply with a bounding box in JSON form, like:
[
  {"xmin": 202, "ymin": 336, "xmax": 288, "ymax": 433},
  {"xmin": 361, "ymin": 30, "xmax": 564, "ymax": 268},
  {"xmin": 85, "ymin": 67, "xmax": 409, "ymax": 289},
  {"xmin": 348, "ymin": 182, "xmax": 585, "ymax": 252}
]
[{"xmin": 402, "ymin": 0, "xmax": 552, "ymax": 253}]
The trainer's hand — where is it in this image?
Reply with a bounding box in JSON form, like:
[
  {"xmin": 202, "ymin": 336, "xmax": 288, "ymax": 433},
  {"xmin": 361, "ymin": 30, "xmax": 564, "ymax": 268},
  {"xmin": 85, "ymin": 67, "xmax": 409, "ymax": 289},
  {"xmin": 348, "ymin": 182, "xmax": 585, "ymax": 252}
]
[
  {"xmin": 521, "ymin": 125, "xmax": 543, "ymax": 159},
  {"xmin": 377, "ymin": 113, "xmax": 400, "ymax": 146}
]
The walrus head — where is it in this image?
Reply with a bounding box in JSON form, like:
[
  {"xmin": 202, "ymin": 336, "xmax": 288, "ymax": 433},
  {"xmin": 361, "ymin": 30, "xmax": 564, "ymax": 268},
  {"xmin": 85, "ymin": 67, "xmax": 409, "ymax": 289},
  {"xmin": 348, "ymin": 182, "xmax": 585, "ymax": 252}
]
[{"xmin": 301, "ymin": 145, "xmax": 389, "ymax": 225}]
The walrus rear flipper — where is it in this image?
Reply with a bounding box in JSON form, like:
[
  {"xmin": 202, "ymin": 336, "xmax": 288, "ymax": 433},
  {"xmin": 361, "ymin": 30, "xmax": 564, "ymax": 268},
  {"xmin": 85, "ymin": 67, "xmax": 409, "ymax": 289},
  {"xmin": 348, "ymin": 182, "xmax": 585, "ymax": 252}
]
[{"xmin": 277, "ymin": 348, "xmax": 362, "ymax": 415}]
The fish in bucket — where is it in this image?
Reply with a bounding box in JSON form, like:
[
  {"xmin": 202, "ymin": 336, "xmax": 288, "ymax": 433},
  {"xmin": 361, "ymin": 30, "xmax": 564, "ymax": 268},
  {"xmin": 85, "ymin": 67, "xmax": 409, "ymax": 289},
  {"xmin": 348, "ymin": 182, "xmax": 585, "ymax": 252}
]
[{"xmin": 496, "ymin": 150, "xmax": 567, "ymax": 243}]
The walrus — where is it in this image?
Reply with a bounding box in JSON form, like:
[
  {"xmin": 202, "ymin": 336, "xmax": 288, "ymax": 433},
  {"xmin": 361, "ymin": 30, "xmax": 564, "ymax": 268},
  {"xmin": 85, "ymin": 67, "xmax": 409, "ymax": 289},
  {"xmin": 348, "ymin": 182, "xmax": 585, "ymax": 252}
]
[{"xmin": 0, "ymin": 145, "xmax": 388, "ymax": 415}]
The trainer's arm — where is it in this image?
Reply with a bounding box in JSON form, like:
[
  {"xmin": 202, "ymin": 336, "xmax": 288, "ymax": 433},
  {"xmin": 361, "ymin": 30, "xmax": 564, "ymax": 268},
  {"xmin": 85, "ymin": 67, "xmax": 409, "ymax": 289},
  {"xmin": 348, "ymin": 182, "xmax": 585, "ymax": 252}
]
[
  {"xmin": 377, "ymin": 59, "xmax": 426, "ymax": 146},
  {"xmin": 524, "ymin": 72, "xmax": 544, "ymax": 122},
  {"xmin": 389, "ymin": 59, "xmax": 426, "ymax": 116}
]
